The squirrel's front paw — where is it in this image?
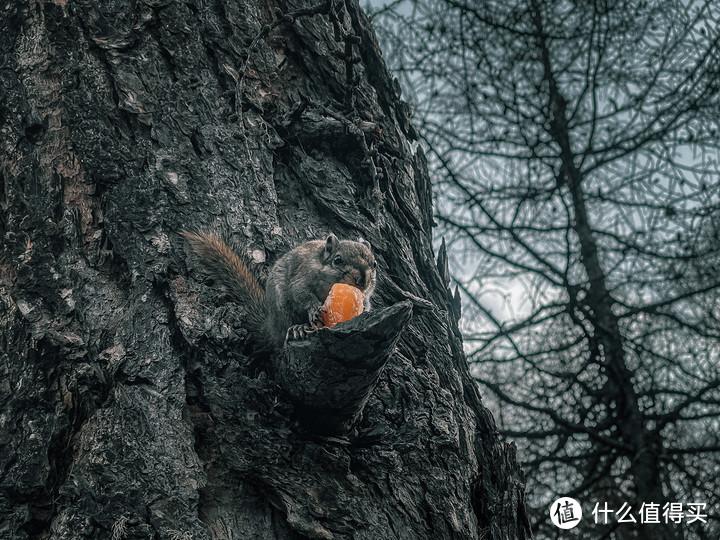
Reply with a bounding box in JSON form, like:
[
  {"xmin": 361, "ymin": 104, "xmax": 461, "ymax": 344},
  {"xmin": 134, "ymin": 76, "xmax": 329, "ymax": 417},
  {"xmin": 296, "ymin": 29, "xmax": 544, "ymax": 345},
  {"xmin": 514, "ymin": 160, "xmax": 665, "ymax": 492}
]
[
  {"xmin": 286, "ymin": 323, "xmax": 315, "ymax": 342},
  {"xmin": 309, "ymin": 306, "xmax": 325, "ymax": 328}
]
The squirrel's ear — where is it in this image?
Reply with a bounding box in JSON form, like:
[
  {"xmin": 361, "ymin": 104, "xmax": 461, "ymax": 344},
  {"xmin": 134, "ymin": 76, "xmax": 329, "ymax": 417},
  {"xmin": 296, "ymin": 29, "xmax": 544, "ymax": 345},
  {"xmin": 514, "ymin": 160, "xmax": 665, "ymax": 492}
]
[
  {"xmin": 360, "ymin": 239, "xmax": 371, "ymax": 250},
  {"xmin": 324, "ymin": 234, "xmax": 338, "ymax": 259}
]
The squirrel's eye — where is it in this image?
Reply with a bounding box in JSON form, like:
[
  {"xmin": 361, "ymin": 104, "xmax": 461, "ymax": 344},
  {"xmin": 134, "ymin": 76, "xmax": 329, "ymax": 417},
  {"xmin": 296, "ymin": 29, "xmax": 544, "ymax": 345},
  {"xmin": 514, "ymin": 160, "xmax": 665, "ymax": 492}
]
[
  {"xmin": 333, "ymin": 255, "xmax": 343, "ymax": 265},
  {"xmin": 372, "ymin": 260, "xmax": 377, "ymax": 269}
]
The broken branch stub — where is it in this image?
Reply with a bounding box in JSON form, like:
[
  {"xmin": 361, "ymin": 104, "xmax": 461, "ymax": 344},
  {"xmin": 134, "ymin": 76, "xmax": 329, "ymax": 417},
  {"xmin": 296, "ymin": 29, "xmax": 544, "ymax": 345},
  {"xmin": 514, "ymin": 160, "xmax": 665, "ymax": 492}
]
[{"xmin": 276, "ymin": 301, "xmax": 413, "ymax": 435}]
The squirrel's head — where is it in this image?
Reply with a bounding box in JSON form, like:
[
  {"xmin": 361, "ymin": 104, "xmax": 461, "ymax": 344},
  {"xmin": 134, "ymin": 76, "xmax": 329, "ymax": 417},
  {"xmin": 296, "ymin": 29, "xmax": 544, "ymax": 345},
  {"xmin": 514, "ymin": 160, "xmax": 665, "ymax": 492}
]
[{"xmin": 321, "ymin": 234, "xmax": 377, "ymax": 296}]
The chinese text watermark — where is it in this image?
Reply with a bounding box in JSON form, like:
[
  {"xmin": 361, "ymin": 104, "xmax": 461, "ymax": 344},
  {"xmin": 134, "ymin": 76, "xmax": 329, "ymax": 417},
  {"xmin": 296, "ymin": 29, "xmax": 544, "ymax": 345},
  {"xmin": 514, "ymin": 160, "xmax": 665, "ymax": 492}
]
[{"xmin": 550, "ymin": 499, "xmax": 708, "ymax": 530}]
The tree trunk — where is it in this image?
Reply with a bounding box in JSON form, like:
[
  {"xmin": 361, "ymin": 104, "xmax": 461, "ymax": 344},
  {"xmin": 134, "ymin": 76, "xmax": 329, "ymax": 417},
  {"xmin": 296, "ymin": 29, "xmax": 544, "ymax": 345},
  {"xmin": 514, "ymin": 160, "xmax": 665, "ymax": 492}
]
[
  {"xmin": 0, "ymin": 1, "xmax": 530, "ymax": 539},
  {"xmin": 536, "ymin": 9, "xmax": 679, "ymax": 539}
]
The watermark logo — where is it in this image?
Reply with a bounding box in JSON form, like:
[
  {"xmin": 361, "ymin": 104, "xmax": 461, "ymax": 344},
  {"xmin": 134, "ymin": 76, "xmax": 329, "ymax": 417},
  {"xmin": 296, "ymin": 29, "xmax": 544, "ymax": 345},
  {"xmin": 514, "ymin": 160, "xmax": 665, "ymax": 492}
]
[{"xmin": 550, "ymin": 497, "xmax": 582, "ymax": 529}]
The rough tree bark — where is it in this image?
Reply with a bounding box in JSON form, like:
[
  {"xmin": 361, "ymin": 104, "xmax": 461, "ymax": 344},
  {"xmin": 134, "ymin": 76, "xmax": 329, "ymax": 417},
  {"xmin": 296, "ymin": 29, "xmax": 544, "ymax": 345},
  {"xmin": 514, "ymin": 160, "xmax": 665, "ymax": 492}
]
[{"xmin": 0, "ymin": 1, "xmax": 530, "ymax": 538}]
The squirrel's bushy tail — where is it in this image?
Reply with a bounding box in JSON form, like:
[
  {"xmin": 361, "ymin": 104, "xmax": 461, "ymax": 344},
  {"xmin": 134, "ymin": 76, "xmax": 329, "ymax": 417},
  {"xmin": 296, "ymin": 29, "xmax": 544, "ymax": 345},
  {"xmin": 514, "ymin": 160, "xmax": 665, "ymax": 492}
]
[{"xmin": 181, "ymin": 230, "xmax": 267, "ymax": 337}]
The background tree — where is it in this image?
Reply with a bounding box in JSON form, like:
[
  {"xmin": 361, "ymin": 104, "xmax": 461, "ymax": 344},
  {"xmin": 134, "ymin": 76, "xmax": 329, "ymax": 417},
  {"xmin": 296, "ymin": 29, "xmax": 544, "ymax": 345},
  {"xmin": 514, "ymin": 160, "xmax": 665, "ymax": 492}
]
[
  {"xmin": 0, "ymin": 0, "xmax": 529, "ymax": 538},
  {"xmin": 374, "ymin": 0, "xmax": 720, "ymax": 537}
]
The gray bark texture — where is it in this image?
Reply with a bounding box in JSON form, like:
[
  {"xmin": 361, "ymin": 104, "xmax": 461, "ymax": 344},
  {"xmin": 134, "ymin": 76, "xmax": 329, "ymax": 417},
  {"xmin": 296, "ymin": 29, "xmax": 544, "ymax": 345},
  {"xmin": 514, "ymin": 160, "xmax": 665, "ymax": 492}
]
[{"xmin": 0, "ymin": 1, "xmax": 530, "ymax": 539}]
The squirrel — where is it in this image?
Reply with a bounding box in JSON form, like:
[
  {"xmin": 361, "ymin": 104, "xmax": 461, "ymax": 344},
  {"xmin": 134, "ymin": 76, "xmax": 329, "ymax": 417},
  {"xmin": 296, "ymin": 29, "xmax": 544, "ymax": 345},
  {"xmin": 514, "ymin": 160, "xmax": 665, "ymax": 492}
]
[{"xmin": 181, "ymin": 231, "xmax": 377, "ymax": 351}]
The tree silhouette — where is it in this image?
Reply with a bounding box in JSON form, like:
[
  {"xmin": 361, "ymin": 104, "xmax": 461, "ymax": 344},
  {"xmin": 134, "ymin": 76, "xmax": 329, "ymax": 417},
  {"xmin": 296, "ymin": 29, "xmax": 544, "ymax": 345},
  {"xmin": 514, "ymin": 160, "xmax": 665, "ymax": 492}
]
[{"xmin": 375, "ymin": 0, "xmax": 720, "ymax": 537}]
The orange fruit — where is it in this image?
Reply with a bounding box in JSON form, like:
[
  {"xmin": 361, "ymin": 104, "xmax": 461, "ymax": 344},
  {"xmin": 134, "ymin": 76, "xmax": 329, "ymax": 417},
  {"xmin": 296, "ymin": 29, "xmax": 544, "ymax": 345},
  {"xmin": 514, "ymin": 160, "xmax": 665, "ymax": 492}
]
[{"xmin": 320, "ymin": 283, "xmax": 365, "ymax": 327}]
